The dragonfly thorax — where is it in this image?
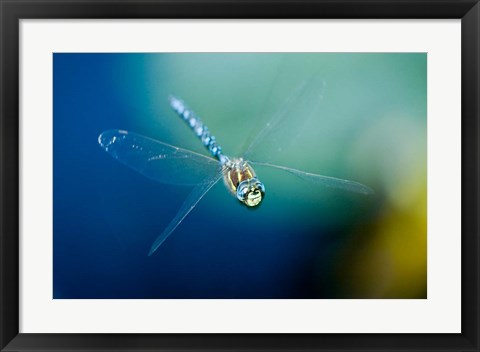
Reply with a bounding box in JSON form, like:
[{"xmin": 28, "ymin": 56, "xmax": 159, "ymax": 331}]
[{"xmin": 223, "ymin": 158, "xmax": 265, "ymax": 207}]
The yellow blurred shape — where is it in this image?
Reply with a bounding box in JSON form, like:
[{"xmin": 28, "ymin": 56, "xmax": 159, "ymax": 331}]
[
  {"xmin": 338, "ymin": 115, "xmax": 427, "ymax": 298},
  {"xmin": 337, "ymin": 183, "xmax": 427, "ymax": 298}
]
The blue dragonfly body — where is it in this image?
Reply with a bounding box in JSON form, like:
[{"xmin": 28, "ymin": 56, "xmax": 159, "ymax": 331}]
[{"xmin": 99, "ymin": 79, "xmax": 373, "ymax": 255}]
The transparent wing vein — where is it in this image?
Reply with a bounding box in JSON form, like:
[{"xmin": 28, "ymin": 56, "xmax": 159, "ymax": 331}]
[
  {"xmin": 98, "ymin": 130, "xmax": 219, "ymax": 185},
  {"xmin": 242, "ymin": 75, "xmax": 326, "ymax": 162},
  {"xmin": 148, "ymin": 170, "xmax": 224, "ymax": 255},
  {"xmin": 252, "ymin": 161, "xmax": 374, "ymax": 195}
]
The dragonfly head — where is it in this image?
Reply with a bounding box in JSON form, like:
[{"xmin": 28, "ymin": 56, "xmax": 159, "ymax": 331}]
[{"xmin": 236, "ymin": 177, "xmax": 265, "ymax": 207}]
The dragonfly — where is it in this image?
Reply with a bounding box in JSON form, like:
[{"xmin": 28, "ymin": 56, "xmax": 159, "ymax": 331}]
[{"xmin": 98, "ymin": 78, "xmax": 373, "ymax": 256}]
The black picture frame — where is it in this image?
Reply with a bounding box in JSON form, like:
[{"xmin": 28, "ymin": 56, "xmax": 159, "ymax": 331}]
[{"xmin": 1, "ymin": 0, "xmax": 478, "ymax": 351}]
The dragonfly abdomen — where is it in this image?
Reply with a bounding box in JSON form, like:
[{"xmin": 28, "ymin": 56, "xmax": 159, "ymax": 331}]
[
  {"xmin": 169, "ymin": 96, "xmax": 227, "ymax": 163},
  {"xmin": 168, "ymin": 97, "xmax": 267, "ymax": 208}
]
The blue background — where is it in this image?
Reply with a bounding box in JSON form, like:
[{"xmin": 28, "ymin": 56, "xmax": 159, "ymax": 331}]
[{"xmin": 53, "ymin": 53, "xmax": 426, "ymax": 298}]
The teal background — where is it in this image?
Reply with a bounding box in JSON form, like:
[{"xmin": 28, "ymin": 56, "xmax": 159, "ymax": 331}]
[{"xmin": 54, "ymin": 53, "xmax": 427, "ymax": 298}]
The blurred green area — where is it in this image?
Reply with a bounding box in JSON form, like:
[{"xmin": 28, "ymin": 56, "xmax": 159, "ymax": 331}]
[{"xmin": 113, "ymin": 53, "xmax": 426, "ymax": 298}]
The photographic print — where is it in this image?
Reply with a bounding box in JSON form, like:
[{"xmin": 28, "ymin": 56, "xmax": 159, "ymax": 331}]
[{"xmin": 53, "ymin": 53, "xmax": 426, "ymax": 299}]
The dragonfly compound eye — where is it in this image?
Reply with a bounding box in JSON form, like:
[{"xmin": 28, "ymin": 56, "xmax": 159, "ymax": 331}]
[{"xmin": 236, "ymin": 178, "xmax": 265, "ymax": 207}]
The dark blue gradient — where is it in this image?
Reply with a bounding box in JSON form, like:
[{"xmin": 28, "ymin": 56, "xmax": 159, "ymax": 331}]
[{"xmin": 53, "ymin": 53, "xmax": 426, "ymax": 299}]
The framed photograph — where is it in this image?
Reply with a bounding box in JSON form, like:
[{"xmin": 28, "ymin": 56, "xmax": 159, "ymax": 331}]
[{"xmin": 1, "ymin": 0, "xmax": 478, "ymax": 351}]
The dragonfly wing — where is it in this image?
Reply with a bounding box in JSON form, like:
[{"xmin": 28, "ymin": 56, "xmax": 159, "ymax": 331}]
[
  {"xmin": 242, "ymin": 75, "xmax": 326, "ymax": 163},
  {"xmin": 99, "ymin": 130, "xmax": 219, "ymax": 185},
  {"xmin": 252, "ymin": 161, "xmax": 374, "ymax": 195},
  {"xmin": 148, "ymin": 170, "xmax": 224, "ymax": 255}
]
